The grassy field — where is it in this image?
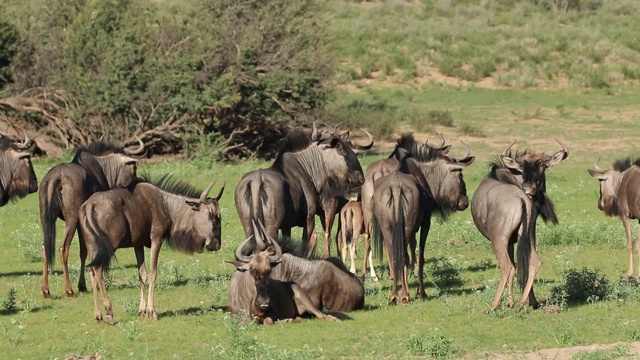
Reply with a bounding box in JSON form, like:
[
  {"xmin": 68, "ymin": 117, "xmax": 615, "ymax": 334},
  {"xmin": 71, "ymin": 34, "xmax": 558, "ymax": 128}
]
[
  {"xmin": 4, "ymin": 1, "xmax": 640, "ymax": 359},
  {"xmin": 2, "ymin": 84, "xmax": 640, "ymax": 359}
]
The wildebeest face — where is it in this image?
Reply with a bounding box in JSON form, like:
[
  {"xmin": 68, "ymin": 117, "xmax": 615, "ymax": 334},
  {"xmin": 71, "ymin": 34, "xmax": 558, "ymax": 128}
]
[
  {"xmin": 502, "ymin": 148, "xmax": 566, "ymax": 201},
  {"xmin": 8, "ymin": 141, "xmax": 38, "ymax": 195},
  {"xmin": 319, "ymin": 136, "xmax": 365, "ymax": 195},
  {"xmin": 116, "ymin": 156, "xmax": 139, "ymax": 188},
  {"xmin": 439, "ymin": 157, "xmax": 475, "ymax": 211},
  {"xmin": 588, "ymin": 168, "xmax": 622, "ymax": 216}
]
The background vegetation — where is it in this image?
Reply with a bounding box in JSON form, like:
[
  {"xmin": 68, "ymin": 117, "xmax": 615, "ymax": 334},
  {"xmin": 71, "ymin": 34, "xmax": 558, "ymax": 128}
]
[{"xmin": 2, "ymin": 0, "xmax": 640, "ymax": 358}]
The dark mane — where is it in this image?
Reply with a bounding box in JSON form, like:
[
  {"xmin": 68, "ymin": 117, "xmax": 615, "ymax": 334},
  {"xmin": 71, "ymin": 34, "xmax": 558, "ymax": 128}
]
[
  {"xmin": 72, "ymin": 140, "xmax": 125, "ymax": 158},
  {"xmin": 137, "ymin": 172, "xmax": 202, "ymax": 198},
  {"xmin": 613, "ymin": 157, "xmax": 639, "ymax": 172},
  {"xmin": 0, "ymin": 136, "xmax": 12, "ymax": 151},
  {"xmin": 488, "ymin": 148, "xmax": 534, "ymax": 169},
  {"xmin": 392, "ymin": 133, "xmax": 442, "ymax": 163},
  {"xmin": 281, "ymin": 128, "xmax": 313, "ymax": 153}
]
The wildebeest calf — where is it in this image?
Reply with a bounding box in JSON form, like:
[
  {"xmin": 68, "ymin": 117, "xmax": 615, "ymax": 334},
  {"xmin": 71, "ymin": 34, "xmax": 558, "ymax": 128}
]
[{"xmin": 338, "ymin": 200, "xmax": 364, "ymax": 274}]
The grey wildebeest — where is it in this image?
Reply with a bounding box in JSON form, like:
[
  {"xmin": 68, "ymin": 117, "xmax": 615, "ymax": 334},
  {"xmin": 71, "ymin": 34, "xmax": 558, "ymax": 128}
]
[
  {"xmin": 234, "ymin": 123, "xmax": 372, "ymax": 257},
  {"xmin": 337, "ymin": 199, "xmax": 364, "ymax": 273},
  {"xmin": 471, "ymin": 140, "xmax": 568, "ymax": 311},
  {"xmin": 0, "ymin": 132, "xmax": 38, "ymax": 206},
  {"xmin": 228, "ymin": 221, "xmax": 342, "ymax": 325},
  {"xmin": 40, "ymin": 138, "xmax": 144, "ymax": 298},
  {"xmin": 372, "ymin": 145, "xmax": 474, "ymax": 304},
  {"xmin": 588, "ymin": 157, "xmax": 640, "ymax": 279},
  {"xmin": 78, "ymin": 174, "xmax": 225, "ymax": 322}
]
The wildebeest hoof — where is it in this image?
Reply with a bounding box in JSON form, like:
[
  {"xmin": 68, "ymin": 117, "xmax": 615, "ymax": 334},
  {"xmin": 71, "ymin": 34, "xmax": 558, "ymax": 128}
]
[
  {"xmin": 515, "ymin": 303, "xmax": 525, "ymax": 313},
  {"xmin": 65, "ymin": 290, "xmax": 75, "ymax": 297},
  {"xmin": 42, "ymin": 290, "xmax": 52, "ymax": 299},
  {"xmin": 401, "ymin": 296, "xmax": 411, "ymax": 305},
  {"xmin": 325, "ymin": 314, "xmax": 340, "ymax": 322},
  {"xmin": 389, "ymin": 296, "xmax": 399, "ymax": 305},
  {"xmin": 95, "ymin": 316, "xmax": 103, "ymax": 322}
]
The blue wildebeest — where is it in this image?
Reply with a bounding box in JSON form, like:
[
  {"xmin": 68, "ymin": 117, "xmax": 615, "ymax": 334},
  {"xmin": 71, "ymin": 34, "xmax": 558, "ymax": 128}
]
[
  {"xmin": 0, "ymin": 131, "xmax": 38, "ymax": 206},
  {"xmin": 588, "ymin": 156, "xmax": 640, "ymax": 279},
  {"xmin": 39, "ymin": 138, "xmax": 144, "ymax": 298},
  {"xmin": 234, "ymin": 123, "xmax": 372, "ymax": 257},
  {"xmin": 78, "ymin": 174, "xmax": 225, "ymax": 322},
  {"xmin": 228, "ymin": 220, "xmax": 357, "ymax": 324},
  {"xmin": 372, "ymin": 144, "xmax": 474, "ymax": 304},
  {"xmin": 471, "ymin": 140, "xmax": 568, "ymax": 311},
  {"xmin": 338, "ymin": 199, "xmax": 364, "ymax": 273}
]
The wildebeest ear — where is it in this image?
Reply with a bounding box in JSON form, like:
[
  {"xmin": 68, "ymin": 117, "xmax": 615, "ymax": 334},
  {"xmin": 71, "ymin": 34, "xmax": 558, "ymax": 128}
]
[
  {"xmin": 501, "ymin": 155, "xmax": 522, "ymax": 172},
  {"xmin": 340, "ymin": 131, "xmax": 350, "ymax": 141},
  {"xmin": 440, "ymin": 145, "xmax": 452, "ymax": 155},
  {"xmin": 546, "ymin": 149, "xmax": 568, "ymax": 169},
  {"xmin": 185, "ymin": 200, "xmax": 201, "ymax": 210},
  {"xmin": 227, "ymin": 260, "xmax": 249, "ymax": 271},
  {"xmin": 587, "ymin": 169, "xmax": 608, "ymax": 180}
]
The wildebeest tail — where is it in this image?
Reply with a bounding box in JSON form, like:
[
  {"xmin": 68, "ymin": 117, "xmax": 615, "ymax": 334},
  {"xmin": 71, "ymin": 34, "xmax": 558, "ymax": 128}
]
[
  {"xmin": 391, "ymin": 186, "xmax": 406, "ymax": 284},
  {"xmin": 242, "ymin": 177, "xmax": 269, "ymax": 248},
  {"xmin": 41, "ymin": 178, "xmax": 61, "ymax": 269},
  {"xmin": 516, "ymin": 200, "xmax": 531, "ymax": 293},
  {"xmin": 84, "ymin": 204, "xmax": 117, "ymax": 273},
  {"xmin": 343, "ymin": 208, "xmax": 354, "ymax": 246}
]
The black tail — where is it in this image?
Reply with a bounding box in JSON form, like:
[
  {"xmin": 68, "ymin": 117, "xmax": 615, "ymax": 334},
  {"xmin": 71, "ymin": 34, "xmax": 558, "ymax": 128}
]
[
  {"xmin": 41, "ymin": 179, "xmax": 61, "ymax": 269},
  {"xmin": 391, "ymin": 189, "xmax": 406, "ymax": 284},
  {"xmin": 84, "ymin": 205, "xmax": 116, "ymax": 273},
  {"xmin": 344, "ymin": 209, "xmax": 354, "ymax": 246}
]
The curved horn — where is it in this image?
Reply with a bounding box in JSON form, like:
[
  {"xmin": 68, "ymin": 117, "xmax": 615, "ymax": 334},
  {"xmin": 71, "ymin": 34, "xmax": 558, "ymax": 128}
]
[
  {"xmin": 554, "ymin": 138, "xmax": 569, "ymax": 160},
  {"xmin": 15, "ymin": 130, "xmax": 32, "ymax": 150},
  {"xmin": 124, "ymin": 136, "xmax": 145, "ymax": 156},
  {"xmin": 594, "ymin": 155, "xmax": 604, "ymax": 172},
  {"xmin": 213, "ymin": 182, "xmax": 225, "ymax": 201},
  {"xmin": 252, "ymin": 220, "xmax": 268, "ymax": 251},
  {"xmin": 235, "ymin": 235, "xmax": 253, "ymax": 263},
  {"xmin": 257, "ymin": 220, "xmax": 282, "ymax": 263},
  {"xmin": 502, "ymin": 140, "xmax": 517, "ymax": 156},
  {"xmin": 311, "ymin": 122, "xmax": 320, "ymax": 141},
  {"xmin": 348, "ymin": 129, "xmax": 374, "ymax": 150},
  {"xmin": 427, "ymin": 132, "xmax": 445, "ymax": 150},
  {"xmin": 199, "ymin": 179, "xmax": 217, "ymax": 203},
  {"xmin": 450, "ymin": 140, "xmax": 470, "ymax": 161}
]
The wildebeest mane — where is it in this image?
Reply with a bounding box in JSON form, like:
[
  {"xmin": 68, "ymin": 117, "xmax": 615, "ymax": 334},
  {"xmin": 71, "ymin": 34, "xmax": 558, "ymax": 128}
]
[
  {"xmin": 612, "ymin": 157, "xmax": 640, "ymax": 172},
  {"xmin": 488, "ymin": 148, "xmax": 534, "ymax": 170},
  {"xmin": 72, "ymin": 140, "xmax": 125, "ymax": 158},
  {"xmin": 282, "ymin": 128, "xmax": 313, "ymax": 154},
  {"xmin": 136, "ymin": 172, "xmax": 202, "ymax": 198}
]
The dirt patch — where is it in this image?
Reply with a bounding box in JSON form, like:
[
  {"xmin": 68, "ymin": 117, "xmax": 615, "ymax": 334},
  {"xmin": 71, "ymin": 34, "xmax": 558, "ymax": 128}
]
[{"xmin": 475, "ymin": 342, "xmax": 640, "ymax": 360}]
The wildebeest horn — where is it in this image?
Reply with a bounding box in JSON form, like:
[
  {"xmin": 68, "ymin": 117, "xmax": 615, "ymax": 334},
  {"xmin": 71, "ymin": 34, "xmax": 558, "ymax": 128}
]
[
  {"xmin": 15, "ymin": 130, "xmax": 32, "ymax": 150},
  {"xmin": 427, "ymin": 132, "xmax": 445, "ymax": 150},
  {"xmin": 554, "ymin": 138, "xmax": 569, "ymax": 160},
  {"xmin": 594, "ymin": 156, "xmax": 604, "ymax": 172},
  {"xmin": 200, "ymin": 179, "xmax": 218, "ymax": 203},
  {"xmin": 502, "ymin": 140, "xmax": 517, "ymax": 156},
  {"xmin": 124, "ymin": 136, "xmax": 145, "ymax": 155},
  {"xmin": 348, "ymin": 129, "xmax": 374, "ymax": 150},
  {"xmin": 450, "ymin": 140, "xmax": 470, "ymax": 161},
  {"xmin": 311, "ymin": 122, "xmax": 320, "ymax": 141},
  {"xmin": 257, "ymin": 220, "xmax": 282, "ymax": 262},
  {"xmin": 235, "ymin": 235, "xmax": 254, "ymax": 263}
]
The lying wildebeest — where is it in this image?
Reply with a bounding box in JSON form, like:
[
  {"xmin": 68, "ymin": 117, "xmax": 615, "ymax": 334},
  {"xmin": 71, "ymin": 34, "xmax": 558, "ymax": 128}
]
[
  {"xmin": 337, "ymin": 199, "xmax": 364, "ymax": 273},
  {"xmin": 78, "ymin": 174, "xmax": 224, "ymax": 322},
  {"xmin": 234, "ymin": 123, "xmax": 372, "ymax": 257},
  {"xmin": 588, "ymin": 156, "xmax": 640, "ymax": 279},
  {"xmin": 0, "ymin": 131, "xmax": 38, "ymax": 206},
  {"xmin": 228, "ymin": 221, "xmax": 341, "ymax": 325},
  {"xmin": 372, "ymin": 145, "xmax": 474, "ymax": 304},
  {"xmin": 39, "ymin": 137, "xmax": 144, "ymax": 298},
  {"xmin": 471, "ymin": 140, "xmax": 568, "ymax": 311}
]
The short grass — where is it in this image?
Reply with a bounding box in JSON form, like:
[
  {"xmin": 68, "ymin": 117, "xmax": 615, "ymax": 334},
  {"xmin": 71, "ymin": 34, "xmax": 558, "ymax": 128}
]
[{"xmin": 2, "ymin": 84, "xmax": 640, "ymax": 359}]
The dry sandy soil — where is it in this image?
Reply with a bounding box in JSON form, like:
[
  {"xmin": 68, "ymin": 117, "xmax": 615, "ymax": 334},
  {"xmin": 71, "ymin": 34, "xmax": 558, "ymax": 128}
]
[{"xmin": 481, "ymin": 342, "xmax": 640, "ymax": 359}]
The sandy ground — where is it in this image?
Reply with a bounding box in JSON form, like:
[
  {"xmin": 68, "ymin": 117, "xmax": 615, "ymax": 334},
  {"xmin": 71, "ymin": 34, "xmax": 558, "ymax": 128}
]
[{"xmin": 478, "ymin": 342, "xmax": 640, "ymax": 359}]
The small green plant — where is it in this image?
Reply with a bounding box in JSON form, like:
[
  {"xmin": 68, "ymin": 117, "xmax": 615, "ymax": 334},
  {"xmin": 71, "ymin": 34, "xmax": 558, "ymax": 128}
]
[
  {"xmin": 571, "ymin": 344, "xmax": 629, "ymax": 360},
  {"xmin": 12, "ymin": 223, "xmax": 42, "ymax": 263},
  {"xmin": 2, "ymin": 287, "xmax": 16, "ymax": 312},
  {"xmin": 552, "ymin": 327, "xmax": 576, "ymax": 346},
  {"xmin": 117, "ymin": 320, "xmax": 140, "ymax": 342},
  {"xmin": 426, "ymin": 110, "xmax": 455, "ymax": 127},
  {"xmin": 549, "ymin": 267, "xmax": 612, "ymax": 306},
  {"xmin": 404, "ymin": 329, "xmax": 456, "ymax": 358},
  {"xmin": 458, "ymin": 124, "xmax": 486, "ymax": 138}
]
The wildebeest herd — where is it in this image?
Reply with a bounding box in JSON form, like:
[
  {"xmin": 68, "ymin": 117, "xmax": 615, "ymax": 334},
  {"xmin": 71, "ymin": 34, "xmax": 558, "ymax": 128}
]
[{"xmin": 0, "ymin": 124, "xmax": 637, "ymax": 325}]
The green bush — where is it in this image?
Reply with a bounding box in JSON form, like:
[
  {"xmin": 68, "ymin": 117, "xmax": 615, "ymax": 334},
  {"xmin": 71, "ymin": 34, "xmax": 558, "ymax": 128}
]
[
  {"xmin": 549, "ymin": 267, "xmax": 612, "ymax": 306},
  {"xmin": 0, "ymin": 16, "xmax": 18, "ymax": 87}
]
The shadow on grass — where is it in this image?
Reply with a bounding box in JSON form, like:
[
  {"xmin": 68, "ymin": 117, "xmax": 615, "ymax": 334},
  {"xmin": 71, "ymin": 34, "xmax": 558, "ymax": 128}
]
[
  {"xmin": 0, "ymin": 270, "xmax": 40, "ymax": 278},
  {"xmin": 158, "ymin": 305, "xmax": 228, "ymax": 318}
]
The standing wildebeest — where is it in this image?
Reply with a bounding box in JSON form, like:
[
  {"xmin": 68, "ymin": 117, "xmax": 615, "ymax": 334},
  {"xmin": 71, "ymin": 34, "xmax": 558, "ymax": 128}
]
[
  {"xmin": 338, "ymin": 199, "xmax": 364, "ymax": 274},
  {"xmin": 471, "ymin": 140, "xmax": 568, "ymax": 311},
  {"xmin": 372, "ymin": 145, "xmax": 474, "ymax": 304},
  {"xmin": 362, "ymin": 133, "xmax": 457, "ymax": 281},
  {"xmin": 79, "ymin": 174, "xmax": 225, "ymax": 322},
  {"xmin": 0, "ymin": 132, "xmax": 38, "ymax": 205},
  {"xmin": 588, "ymin": 156, "xmax": 640, "ymax": 279},
  {"xmin": 40, "ymin": 138, "xmax": 144, "ymax": 298},
  {"xmin": 229, "ymin": 221, "xmax": 350, "ymax": 324},
  {"xmin": 234, "ymin": 123, "xmax": 372, "ymax": 257}
]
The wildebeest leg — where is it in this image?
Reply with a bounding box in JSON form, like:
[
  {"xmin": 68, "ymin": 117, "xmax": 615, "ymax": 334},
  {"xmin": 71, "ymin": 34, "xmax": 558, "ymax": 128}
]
[
  {"xmin": 408, "ymin": 237, "xmax": 417, "ymax": 273},
  {"xmin": 362, "ymin": 228, "xmax": 380, "ymax": 281},
  {"xmin": 77, "ymin": 233, "xmax": 88, "ymax": 292},
  {"xmin": 305, "ymin": 216, "xmax": 318, "ymax": 257},
  {"xmin": 401, "ymin": 248, "xmax": 411, "ymax": 305},
  {"xmin": 134, "ymin": 247, "xmax": 147, "ymax": 317},
  {"xmin": 622, "ymin": 216, "xmax": 634, "ymax": 279},
  {"xmin": 348, "ymin": 232, "xmax": 358, "ymax": 274},
  {"xmin": 89, "ymin": 267, "xmax": 102, "ymax": 321},
  {"xmin": 60, "ymin": 219, "xmax": 79, "ymax": 297},
  {"xmin": 416, "ymin": 221, "xmax": 431, "ymax": 300},
  {"xmin": 516, "ymin": 244, "xmax": 541, "ymax": 312},
  {"xmin": 636, "ymin": 222, "xmax": 640, "ymax": 278},
  {"xmin": 322, "ymin": 204, "xmax": 338, "ymax": 258},
  {"xmin": 145, "ymin": 241, "xmax": 161, "ymax": 320},
  {"xmin": 291, "ymin": 283, "xmax": 339, "ymax": 322},
  {"xmin": 490, "ymin": 236, "xmax": 513, "ymax": 310},
  {"xmin": 505, "ymin": 242, "xmax": 516, "ymax": 308}
]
